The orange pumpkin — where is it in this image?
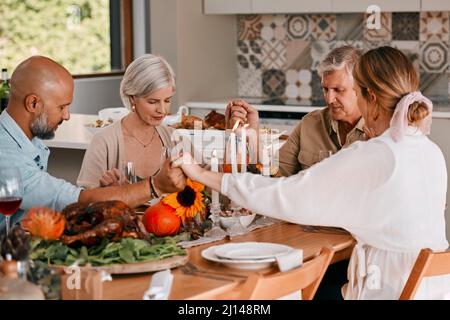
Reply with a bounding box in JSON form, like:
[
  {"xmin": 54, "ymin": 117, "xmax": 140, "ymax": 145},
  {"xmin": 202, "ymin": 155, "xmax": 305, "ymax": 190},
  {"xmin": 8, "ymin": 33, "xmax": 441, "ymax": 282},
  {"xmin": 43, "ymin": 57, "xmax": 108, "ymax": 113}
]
[
  {"xmin": 143, "ymin": 201, "xmax": 181, "ymax": 237},
  {"xmin": 22, "ymin": 207, "xmax": 65, "ymax": 240}
]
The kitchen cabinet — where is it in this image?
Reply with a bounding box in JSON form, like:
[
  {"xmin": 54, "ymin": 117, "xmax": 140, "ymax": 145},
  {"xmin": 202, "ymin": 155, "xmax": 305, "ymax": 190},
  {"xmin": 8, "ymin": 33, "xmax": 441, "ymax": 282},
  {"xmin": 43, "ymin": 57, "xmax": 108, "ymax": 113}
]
[
  {"xmin": 332, "ymin": 0, "xmax": 420, "ymax": 12},
  {"xmin": 252, "ymin": 0, "xmax": 332, "ymax": 14},
  {"xmin": 421, "ymin": 0, "xmax": 450, "ymax": 11},
  {"xmin": 204, "ymin": 0, "xmax": 252, "ymax": 14},
  {"xmin": 204, "ymin": 0, "xmax": 332, "ymax": 14},
  {"xmin": 204, "ymin": 0, "xmax": 423, "ymax": 14}
]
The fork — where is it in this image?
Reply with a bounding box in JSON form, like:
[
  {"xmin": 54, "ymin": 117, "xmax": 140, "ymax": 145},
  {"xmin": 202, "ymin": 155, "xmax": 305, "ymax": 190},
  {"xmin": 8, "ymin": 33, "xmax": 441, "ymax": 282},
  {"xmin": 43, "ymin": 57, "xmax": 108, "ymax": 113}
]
[{"xmin": 184, "ymin": 262, "xmax": 247, "ymax": 279}]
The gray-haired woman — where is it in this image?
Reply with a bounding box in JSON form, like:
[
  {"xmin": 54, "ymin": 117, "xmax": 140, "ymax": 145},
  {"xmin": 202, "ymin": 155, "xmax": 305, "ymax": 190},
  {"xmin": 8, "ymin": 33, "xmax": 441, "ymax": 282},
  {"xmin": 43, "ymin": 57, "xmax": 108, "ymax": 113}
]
[{"xmin": 77, "ymin": 54, "xmax": 185, "ymax": 194}]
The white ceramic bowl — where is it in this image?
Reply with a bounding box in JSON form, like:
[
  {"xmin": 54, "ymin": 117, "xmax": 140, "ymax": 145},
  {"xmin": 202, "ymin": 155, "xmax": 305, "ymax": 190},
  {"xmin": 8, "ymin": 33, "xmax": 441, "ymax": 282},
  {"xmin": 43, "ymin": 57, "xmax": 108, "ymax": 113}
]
[{"xmin": 219, "ymin": 212, "xmax": 256, "ymax": 229}]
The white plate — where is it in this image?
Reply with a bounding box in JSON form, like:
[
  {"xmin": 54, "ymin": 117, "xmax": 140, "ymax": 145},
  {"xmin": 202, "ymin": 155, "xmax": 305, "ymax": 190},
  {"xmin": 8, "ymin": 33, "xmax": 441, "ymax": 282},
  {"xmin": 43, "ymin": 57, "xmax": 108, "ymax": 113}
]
[
  {"xmin": 201, "ymin": 246, "xmax": 276, "ymax": 270},
  {"xmin": 214, "ymin": 242, "xmax": 293, "ymax": 261}
]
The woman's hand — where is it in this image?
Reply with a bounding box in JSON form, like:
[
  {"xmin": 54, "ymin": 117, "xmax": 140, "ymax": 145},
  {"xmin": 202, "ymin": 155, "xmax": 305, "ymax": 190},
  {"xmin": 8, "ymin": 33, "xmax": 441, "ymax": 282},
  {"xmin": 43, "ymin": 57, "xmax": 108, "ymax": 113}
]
[
  {"xmin": 153, "ymin": 159, "xmax": 187, "ymax": 195},
  {"xmin": 171, "ymin": 153, "xmax": 205, "ymax": 181},
  {"xmin": 99, "ymin": 168, "xmax": 125, "ymax": 187}
]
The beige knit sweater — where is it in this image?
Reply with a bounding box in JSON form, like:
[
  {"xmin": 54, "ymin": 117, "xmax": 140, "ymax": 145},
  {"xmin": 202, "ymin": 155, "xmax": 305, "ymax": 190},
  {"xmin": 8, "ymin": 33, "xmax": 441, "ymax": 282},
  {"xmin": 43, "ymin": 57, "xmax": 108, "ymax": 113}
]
[{"xmin": 77, "ymin": 120, "xmax": 174, "ymax": 188}]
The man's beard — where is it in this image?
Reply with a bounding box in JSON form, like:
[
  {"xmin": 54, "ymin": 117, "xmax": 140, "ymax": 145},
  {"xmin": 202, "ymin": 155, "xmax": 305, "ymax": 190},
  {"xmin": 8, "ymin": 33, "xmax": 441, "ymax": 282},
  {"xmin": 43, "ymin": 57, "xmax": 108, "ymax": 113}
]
[{"xmin": 30, "ymin": 111, "xmax": 56, "ymax": 140}]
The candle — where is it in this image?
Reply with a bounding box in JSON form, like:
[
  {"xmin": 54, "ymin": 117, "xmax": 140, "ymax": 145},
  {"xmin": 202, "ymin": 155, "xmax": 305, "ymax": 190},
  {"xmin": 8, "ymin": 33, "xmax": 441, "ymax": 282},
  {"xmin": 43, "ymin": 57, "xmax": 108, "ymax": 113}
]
[
  {"xmin": 229, "ymin": 121, "xmax": 239, "ymax": 174},
  {"xmin": 262, "ymin": 130, "xmax": 270, "ymax": 176},
  {"xmin": 240, "ymin": 124, "xmax": 249, "ymax": 173},
  {"xmin": 210, "ymin": 150, "xmax": 220, "ymax": 212}
]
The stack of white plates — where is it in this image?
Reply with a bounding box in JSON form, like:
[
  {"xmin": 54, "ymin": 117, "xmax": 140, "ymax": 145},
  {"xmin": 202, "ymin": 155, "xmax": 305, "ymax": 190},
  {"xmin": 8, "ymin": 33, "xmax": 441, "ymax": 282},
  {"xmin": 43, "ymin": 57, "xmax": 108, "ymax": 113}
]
[{"xmin": 201, "ymin": 242, "xmax": 294, "ymax": 270}]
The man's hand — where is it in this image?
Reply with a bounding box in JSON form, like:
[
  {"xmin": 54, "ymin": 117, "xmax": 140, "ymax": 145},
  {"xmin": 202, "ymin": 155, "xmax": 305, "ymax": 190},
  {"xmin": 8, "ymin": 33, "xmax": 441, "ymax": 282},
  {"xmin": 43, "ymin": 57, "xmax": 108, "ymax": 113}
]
[
  {"xmin": 225, "ymin": 99, "xmax": 259, "ymax": 131},
  {"xmin": 99, "ymin": 168, "xmax": 125, "ymax": 187},
  {"xmin": 153, "ymin": 159, "xmax": 187, "ymax": 195}
]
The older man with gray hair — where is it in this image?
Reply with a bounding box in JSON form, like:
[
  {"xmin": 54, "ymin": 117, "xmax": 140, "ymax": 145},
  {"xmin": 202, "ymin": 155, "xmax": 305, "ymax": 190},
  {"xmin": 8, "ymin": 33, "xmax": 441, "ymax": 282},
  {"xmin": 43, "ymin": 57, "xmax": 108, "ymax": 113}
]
[{"xmin": 227, "ymin": 45, "xmax": 365, "ymax": 176}]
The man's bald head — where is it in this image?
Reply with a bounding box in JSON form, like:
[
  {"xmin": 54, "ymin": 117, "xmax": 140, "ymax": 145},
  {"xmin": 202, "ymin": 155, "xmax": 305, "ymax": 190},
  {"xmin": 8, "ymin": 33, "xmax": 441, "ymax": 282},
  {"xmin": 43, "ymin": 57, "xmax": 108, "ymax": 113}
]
[
  {"xmin": 7, "ymin": 56, "xmax": 74, "ymax": 140},
  {"xmin": 10, "ymin": 56, "xmax": 73, "ymax": 102}
]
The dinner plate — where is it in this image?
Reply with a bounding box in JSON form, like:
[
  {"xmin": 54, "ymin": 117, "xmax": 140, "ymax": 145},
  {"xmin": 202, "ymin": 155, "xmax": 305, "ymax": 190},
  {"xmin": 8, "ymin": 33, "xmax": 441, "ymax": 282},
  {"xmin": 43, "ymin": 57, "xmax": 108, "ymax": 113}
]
[
  {"xmin": 214, "ymin": 242, "xmax": 293, "ymax": 261},
  {"xmin": 201, "ymin": 246, "xmax": 276, "ymax": 270}
]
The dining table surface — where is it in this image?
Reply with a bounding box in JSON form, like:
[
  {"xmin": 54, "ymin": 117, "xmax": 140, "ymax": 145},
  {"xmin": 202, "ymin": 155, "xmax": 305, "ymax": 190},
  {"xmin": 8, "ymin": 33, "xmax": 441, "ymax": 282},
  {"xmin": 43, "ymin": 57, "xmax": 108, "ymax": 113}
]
[{"xmin": 99, "ymin": 222, "xmax": 355, "ymax": 300}]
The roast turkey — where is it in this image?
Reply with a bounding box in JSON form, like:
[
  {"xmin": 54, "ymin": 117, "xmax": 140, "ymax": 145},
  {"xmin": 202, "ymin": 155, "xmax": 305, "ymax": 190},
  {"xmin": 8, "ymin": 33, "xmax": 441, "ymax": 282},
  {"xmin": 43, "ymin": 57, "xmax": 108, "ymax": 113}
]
[{"xmin": 60, "ymin": 200, "xmax": 147, "ymax": 246}]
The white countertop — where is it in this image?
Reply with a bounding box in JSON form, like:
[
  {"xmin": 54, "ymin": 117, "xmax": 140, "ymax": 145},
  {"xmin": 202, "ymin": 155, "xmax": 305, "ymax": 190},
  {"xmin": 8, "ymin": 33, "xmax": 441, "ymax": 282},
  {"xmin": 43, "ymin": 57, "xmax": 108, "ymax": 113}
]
[
  {"xmin": 186, "ymin": 100, "xmax": 450, "ymax": 119},
  {"xmin": 43, "ymin": 113, "xmax": 98, "ymax": 150},
  {"xmin": 44, "ymin": 104, "xmax": 450, "ymax": 151}
]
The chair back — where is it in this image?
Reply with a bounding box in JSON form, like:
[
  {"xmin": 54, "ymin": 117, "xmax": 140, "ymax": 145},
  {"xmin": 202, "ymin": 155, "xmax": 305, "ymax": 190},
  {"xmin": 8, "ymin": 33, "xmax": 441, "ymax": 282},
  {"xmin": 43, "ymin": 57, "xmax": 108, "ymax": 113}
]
[
  {"xmin": 238, "ymin": 247, "xmax": 334, "ymax": 300},
  {"xmin": 400, "ymin": 248, "xmax": 450, "ymax": 300}
]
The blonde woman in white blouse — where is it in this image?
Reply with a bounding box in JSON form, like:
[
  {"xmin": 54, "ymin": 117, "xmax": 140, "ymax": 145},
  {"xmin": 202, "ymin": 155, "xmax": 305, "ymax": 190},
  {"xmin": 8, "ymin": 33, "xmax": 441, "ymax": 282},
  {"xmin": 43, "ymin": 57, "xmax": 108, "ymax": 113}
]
[{"xmin": 176, "ymin": 46, "xmax": 450, "ymax": 299}]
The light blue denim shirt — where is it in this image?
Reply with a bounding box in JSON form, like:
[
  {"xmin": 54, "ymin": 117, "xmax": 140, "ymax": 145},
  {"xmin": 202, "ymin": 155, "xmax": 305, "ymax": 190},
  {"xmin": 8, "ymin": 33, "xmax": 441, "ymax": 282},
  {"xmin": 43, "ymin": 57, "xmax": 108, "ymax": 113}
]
[{"xmin": 0, "ymin": 111, "xmax": 82, "ymax": 232}]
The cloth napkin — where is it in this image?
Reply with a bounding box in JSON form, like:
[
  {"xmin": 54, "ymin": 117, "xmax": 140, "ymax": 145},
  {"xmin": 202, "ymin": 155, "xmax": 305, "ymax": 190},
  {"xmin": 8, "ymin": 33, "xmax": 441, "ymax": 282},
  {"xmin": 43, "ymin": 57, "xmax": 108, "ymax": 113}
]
[
  {"xmin": 276, "ymin": 249, "xmax": 303, "ymax": 272},
  {"xmin": 143, "ymin": 269, "xmax": 173, "ymax": 300}
]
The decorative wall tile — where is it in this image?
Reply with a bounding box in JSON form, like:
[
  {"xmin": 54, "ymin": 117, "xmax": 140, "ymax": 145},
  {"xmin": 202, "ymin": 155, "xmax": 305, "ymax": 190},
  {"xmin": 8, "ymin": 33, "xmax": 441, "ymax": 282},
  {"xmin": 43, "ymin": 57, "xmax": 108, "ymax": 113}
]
[
  {"xmin": 363, "ymin": 12, "xmax": 392, "ymax": 45},
  {"xmin": 238, "ymin": 66, "xmax": 263, "ymax": 98},
  {"xmin": 311, "ymin": 15, "xmax": 337, "ymax": 41},
  {"xmin": 391, "ymin": 41, "xmax": 420, "ymax": 73},
  {"xmin": 420, "ymin": 40, "xmax": 449, "ymax": 73},
  {"xmin": 285, "ymin": 69, "xmax": 312, "ymax": 99},
  {"xmin": 234, "ymin": 12, "xmax": 449, "ymax": 102},
  {"xmin": 311, "ymin": 40, "xmax": 335, "ymax": 70},
  {"xmin": 262, "ymin": 69, "xmax": 286, "ymax": 97},
  {"xmin": 237, "ymin": 40, "xmax": 262, "ymax": 69},
  {"xmin": 420, "ymin": 72, "xmax": 449, "ymax": 103},
  {"xmin": 420, "ymin": 12, "xmax": 449, "ymax": 42},
  {"xmin": 333, "ymin": 41, "xmax": 364, "ymax": 51},
  {"xmin": 336, "ymin": 13, "xmax": 363, "ymax": 40},
  {"xmin": 285, "ymin": 40, "xmax": 312, "ymax": 70},
  {"xmin": 287, "ymin": 15, "xmax": 311, "ymax": 40},
  {"xmin": 261, "ymin": 40, "xmax": 287, "ymax": 70},
  {"xmin": 261, "ymin": 15, "xmax": 287, "ymax": 42},
  {"xmin": 238, "ymin": 15, "xmax": 263, "ymax": 41},
  {"xmin": 392, "ymin": 12, "xmax": 419, "ymax": 41}
]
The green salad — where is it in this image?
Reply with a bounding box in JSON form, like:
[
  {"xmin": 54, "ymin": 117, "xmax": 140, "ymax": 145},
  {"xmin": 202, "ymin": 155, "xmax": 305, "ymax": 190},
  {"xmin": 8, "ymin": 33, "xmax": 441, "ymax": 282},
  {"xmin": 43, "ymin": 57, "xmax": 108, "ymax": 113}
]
[{"xmin": 29, "ymin": 234, "xmax": 188, "ymax": 266}]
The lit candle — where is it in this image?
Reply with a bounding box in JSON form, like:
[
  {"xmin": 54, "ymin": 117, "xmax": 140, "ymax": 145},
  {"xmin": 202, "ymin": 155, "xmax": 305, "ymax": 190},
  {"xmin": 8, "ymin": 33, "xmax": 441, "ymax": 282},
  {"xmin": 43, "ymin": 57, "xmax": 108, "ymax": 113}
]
[
  {"xmin": 229, "ymin": 121, "xmax": 239, "ymax": 174},
  {"xmin": 210, "ymin": 150, "xmax": 220, "ymax": 212},
  {"xmin": 262, "ymin": 130, "xmax": 270, "ymax": 176},
  {"xmin": 240, "ymin": 124, "xmax": 249, "ymax": 173}
]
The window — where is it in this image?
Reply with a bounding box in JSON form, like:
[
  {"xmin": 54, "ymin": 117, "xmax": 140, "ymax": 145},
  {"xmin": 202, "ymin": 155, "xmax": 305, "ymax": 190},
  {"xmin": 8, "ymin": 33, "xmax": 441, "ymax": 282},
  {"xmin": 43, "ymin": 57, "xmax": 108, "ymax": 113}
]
[{"xmin": 0, "ymin": 0, "xmax": 133, "ymax": 77}]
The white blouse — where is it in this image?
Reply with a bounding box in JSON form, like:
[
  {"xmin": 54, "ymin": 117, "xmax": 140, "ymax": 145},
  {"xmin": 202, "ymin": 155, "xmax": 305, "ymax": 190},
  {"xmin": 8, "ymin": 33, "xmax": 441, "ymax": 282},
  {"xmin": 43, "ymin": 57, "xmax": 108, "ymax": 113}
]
[{"xmin": 221, "ymin": 127, "xmax": 450, "ymax": 299}]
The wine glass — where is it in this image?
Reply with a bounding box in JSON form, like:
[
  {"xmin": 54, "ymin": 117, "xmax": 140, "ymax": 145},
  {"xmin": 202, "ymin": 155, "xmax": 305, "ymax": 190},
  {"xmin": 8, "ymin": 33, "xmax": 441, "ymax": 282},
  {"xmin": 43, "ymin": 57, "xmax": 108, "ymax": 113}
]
[{"xmin": 0, "ymin": 167, "xmax": 23, "ymax": 236}]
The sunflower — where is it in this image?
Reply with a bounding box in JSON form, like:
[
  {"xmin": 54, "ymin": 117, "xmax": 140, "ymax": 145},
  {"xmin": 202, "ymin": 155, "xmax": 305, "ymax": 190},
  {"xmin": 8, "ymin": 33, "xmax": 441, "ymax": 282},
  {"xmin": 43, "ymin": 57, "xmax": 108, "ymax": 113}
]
[{"xmin": 162, "ymin": 179, "xmax": 205, "ymax": 222}]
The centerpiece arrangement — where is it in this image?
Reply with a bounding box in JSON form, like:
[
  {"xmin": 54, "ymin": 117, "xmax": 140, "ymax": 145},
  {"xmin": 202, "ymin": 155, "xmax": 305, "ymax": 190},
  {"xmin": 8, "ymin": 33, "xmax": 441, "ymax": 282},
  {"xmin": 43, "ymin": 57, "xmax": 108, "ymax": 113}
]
[{"xmin": 18, "ymin": 201, "xmax": 186, "ymax": 268}]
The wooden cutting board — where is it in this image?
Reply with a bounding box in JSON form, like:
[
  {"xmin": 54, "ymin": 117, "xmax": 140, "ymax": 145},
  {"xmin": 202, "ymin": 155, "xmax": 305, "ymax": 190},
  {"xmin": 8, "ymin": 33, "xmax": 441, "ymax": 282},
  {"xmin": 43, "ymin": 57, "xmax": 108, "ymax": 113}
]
[{"xmin": 51, "ymin": 253, "xmax": 189, "ymax": 275}]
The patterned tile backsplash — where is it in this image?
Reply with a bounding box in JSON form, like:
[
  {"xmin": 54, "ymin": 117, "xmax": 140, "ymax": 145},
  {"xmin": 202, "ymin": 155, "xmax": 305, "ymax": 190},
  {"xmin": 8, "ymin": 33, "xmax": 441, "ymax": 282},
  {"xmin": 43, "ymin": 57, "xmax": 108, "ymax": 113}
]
[{"xmin": 237, "ymin": 13, "xmax": 450, "ymax": 105}]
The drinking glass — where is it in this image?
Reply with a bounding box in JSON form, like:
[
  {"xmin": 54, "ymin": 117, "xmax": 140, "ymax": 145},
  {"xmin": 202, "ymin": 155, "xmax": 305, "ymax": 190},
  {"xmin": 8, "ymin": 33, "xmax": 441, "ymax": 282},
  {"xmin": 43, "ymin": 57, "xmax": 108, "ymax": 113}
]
[
  {"xmin": 318, "ymin": 150, "xmax": 333, "ymax": 162},
  {"xmin": 0, "ymin": 167, "xmax": 23, "ymax": 236},
  {"xmin": 123, "ymin": 161, "xmax": 137, "ymax": 184}
]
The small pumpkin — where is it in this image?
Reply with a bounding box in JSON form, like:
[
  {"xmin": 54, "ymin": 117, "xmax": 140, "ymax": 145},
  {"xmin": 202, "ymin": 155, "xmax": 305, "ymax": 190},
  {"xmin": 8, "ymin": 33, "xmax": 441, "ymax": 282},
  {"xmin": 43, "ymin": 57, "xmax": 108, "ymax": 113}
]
[
  {"xmin": 21, "ymin": 207, "xmax": 65, "ymax": 240},
  {"xmin": 143, "ymin": 201, "xmax": 181, "ymax": 237}
]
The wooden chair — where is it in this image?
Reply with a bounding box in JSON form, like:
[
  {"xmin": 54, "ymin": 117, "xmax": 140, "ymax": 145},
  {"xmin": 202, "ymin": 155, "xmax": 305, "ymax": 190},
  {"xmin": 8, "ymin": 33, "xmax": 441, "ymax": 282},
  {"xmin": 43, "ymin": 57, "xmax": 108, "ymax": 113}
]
[
  {"xmin": 189, "ymin": 247, "xmax": 334, "ymax": 300},
  {"xmin": 400, "ymin": 248, "xmax": 450, "ymax": 300},
  {"xmin": 237, "ymin": 247, "xmax": 334, "ymax": 300}
]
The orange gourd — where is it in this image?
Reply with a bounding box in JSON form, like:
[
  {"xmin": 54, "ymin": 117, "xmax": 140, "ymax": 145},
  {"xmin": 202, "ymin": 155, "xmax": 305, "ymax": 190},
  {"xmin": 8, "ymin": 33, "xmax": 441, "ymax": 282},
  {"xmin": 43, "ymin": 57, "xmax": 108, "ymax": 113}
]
[
  {"xmin": 22, "ymin": 207, "xmax": 66, "ymax": 240},
  {"xmin": 143, "ymin": 201, "xmax": 181, "ymax": 237}
]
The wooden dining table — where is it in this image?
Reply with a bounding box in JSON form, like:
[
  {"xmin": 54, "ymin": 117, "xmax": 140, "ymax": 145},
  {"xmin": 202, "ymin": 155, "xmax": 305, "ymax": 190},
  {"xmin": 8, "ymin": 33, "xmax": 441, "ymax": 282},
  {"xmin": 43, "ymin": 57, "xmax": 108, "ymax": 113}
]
[{"xmin": 100, "ymin": 222, "xmax": 355, "ymax": 300}]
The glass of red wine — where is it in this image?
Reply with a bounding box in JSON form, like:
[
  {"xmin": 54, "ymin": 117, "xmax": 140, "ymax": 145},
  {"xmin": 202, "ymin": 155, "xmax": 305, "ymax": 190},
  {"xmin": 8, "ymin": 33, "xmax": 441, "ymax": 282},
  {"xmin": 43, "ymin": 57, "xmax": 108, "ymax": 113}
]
[{"xmin": 0, "ymin": 167, "xmax": 23, "ymax": 236}]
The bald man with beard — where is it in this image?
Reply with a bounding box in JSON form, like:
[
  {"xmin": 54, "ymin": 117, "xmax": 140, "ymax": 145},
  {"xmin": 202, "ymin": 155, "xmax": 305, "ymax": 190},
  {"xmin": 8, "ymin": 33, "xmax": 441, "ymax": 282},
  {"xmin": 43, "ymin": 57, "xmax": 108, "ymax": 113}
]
[{"xmin": 0, "ymin": 56, "xmax": 186, "ymax": 233}]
